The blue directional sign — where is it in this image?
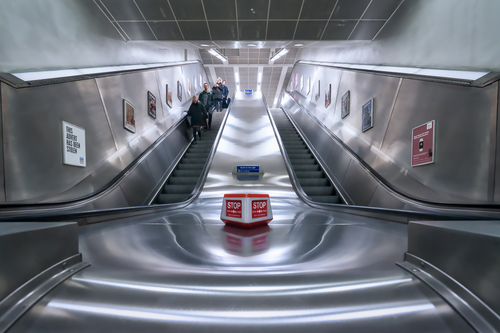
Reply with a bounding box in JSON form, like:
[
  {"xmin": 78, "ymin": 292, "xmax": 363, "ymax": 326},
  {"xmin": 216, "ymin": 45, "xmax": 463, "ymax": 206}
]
[
  {"xmin": 244, "ymin": 89, "xmax": 253, "ymax": 95},
  {"xmin": 236, "ymin": 166, "xmax": 260, "ymax": 173}
]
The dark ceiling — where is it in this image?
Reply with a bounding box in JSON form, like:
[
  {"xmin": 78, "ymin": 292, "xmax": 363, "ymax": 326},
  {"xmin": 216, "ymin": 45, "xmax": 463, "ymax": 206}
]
[{"xmin": 95, "ymin": 0, "xmax": 403, "ymax": 42}]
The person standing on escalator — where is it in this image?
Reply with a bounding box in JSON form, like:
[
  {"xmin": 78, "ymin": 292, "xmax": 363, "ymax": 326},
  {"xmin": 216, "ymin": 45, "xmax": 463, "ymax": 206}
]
[
  {"xmin": 184, "ymin": 95, "xmax": 208, "ymax": 144},
  {"xmin": 221, "ymin": 80, "xmax": 230, "ymax": 110},
  {"xmin": 212, "ymin": 79, "xmax": 223, "ymax": 112},
  {"xmin": 199, "ymin": 83, "xmax": 214, "ymax": 130}
]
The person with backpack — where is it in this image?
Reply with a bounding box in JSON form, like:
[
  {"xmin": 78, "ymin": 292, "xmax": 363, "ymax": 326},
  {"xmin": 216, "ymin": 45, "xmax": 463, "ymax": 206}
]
[
  {"xmin": 221, "ymin": 80, "xmax": 230, "ymax": 109},
  {"xmin": 184, "ymin": 95, "xmax": 208, "ymax": 144},
  {"xmin": 212, "ymin": 80, "xmax": 223, "ymax": 112},
  {"xmin": 199, "ymin": 83, "xmax": 214, "ymax": 130}
]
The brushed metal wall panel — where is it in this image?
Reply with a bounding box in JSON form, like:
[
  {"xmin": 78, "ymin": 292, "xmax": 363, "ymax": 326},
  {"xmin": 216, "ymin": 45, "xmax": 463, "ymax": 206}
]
[
  {"xmin": 384, "ymin": 79, "xmax": 496, "ymax": 202},
  {"xmin": 341, "ymin": 160, "xmax": 378, "ymax": 206},
  {"xmin": 92, "ymin": 186, "xmax": 129, "ymax": 210},
  {"xmin": 323, "ymin": 141, "xmax": 352, "ymax": 184},
  {"xmin": 368, "ymin": 185, "xmax": 405, "ymax": 210},
  {"xmin": 119, "ymin": 161, "xmax": 155, "ymax": 206},
  {"xmin": 145, "ymin": 144, "xmax": 171, "ymax": 182},
  {"xmin": 2, "ymin": 81, "xmax": 116, "ymax": 202},
  {"xmin": 95, "ymin": 70, "xmax": 162, "ymax": 150},
  {"xmin": 162, "ymin": 126, "xmax": 185, "ymax": 162}
]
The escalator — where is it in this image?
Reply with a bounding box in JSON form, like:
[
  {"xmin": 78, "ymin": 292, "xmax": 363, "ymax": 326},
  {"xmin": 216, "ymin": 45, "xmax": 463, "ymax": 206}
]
[
  {"xmin": 271, "ymin": 109, "xmax": 341, "ymax": 204},
  {"xmin": 156, "ymin": 110, "xmax": 226, "ymax": 204}
]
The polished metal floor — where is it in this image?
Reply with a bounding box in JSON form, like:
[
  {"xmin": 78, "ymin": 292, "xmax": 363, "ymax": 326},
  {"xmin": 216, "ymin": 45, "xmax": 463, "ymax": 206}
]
[{"xmin": 9, "ymin": 93, "xmax": 473, "ymax": 332}]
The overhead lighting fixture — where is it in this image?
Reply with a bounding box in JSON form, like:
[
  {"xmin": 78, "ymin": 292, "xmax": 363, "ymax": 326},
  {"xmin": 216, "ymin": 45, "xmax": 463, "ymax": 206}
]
[
  {"xmin": 200, "ymin": 44, "xmax": 210, "ymax": 47},
  {"xmin": 208, "ymin": 49, "xmax": 228, "ymax": 62},
  {"xmin": 270, "ymin": 48, "xmax": 289, "ymax": 62},
  {"xmin": 247, "ymin": 43, "xmax": 257, "ymax": 47},
  {"xmin": 294, "ymin": 43, "xmax": 304, "ymax": 47}
]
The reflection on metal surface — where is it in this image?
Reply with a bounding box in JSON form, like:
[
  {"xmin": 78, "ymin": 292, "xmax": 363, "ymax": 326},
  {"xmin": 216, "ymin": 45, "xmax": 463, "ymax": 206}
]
[{"xmin": 223, "ymin": 225, "xmax": 271, "ymax": 256}]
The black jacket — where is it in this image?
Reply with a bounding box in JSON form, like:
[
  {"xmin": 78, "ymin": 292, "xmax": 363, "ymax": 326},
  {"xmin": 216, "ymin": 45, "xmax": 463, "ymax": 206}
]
[
  {"xmin": 187, "ymin": 102, "xmax": 208, "ymax": 126},
  {"xmin": 198, "ymin": 90, "xmax": 214, "ymax": 107},
  {"xmin": 212, "ymin": 85, "xmax": 223, "ymax": 99}
]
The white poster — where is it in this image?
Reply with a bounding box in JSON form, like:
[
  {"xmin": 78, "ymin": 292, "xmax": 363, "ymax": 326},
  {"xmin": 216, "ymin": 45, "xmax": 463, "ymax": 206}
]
[{"xmin": 62, "ymin": 121, "xmax": 86, "ymax": 167}]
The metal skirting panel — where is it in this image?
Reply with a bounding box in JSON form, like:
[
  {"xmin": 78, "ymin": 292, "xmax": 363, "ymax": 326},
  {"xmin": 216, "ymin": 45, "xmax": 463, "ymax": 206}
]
[
  {"xmin": 0, "ymin": 222, "xmax": 79, "ymax": 301},
  {"xmin": 0, "ymin": 85, "xmax": 5, "ymax": 203},
  {"xmin": 341, "ymin": 160, "xmax": 379, "ymax": 206},
  {"xmin": 119, "ymin": 160, "xmax": 156, "ymax": 206},
  {"xmin": 282, "ymin": 63, "xmax": 500, "ymax": 205},
  {"xmin": 0, "ymin": 62, "xmax": 206, "ymax": 205},
  {"xmin": 145, "ymin": 143, "xmax": 172, "ymax": 183},
  {"xmin": 91, "ymin": 186, "xmax": 129, "ymax": 210}
]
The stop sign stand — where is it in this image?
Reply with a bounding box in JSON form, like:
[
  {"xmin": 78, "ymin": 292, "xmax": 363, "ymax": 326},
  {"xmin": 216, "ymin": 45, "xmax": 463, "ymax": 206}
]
[{"xmin": 221, "ymin": 194, "xmax": 273, "ymax": 228}]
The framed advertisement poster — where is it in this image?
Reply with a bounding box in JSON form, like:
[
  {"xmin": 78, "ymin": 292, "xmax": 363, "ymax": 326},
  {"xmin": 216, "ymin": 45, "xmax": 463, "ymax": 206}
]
[
  {"xmin": 325, "ymin": 84, "xmax": 331, "ymax": 108},
  {"xmin": 177, "ymin": 80, "xmax": 183, "ymax": 102},
  {"xmin": 341, "ymin": 90, "xmax": 350, "ymax": 118},
  {"xmin": 300, "ymin": 75, "xmax": 304, "ymax": 91},
  {"xmin": 307, "ymin": 77, "xmax": 311, "ymax": 95},
  {"xmin": 200, "ymin": 74, "xmax": 203, "ymax": 89},
  {"xmin": 148, "ymin": 91, "xmax": 156, "ymax": 119},
  {"xmin": 166, "ymin": 84, "xmax": 172, "ymax": 108},
  {"xmin": 62, "ymin": 121, "xmax": 86, "ymax": 167},
  {"xmin": 123, "ymin": 99, "xmax": 136, "ymax": 133},
  {"xmin": 411, "ymin": 120, "xmax": 436, "ymax": 167},
  {"xmin": 187, "ymin": 79, "xmax": 191, "ymax": 96},
  {"xmin": 361, "ymin": 99, "xmax": 374, "ymax": 132},
  {"xmin": 315, "ymin": 80, "xmax": 320, "ymax": 101},
  {"xmin": 294, "ymin": 74, "xmax": 298, "ymax": 88}
]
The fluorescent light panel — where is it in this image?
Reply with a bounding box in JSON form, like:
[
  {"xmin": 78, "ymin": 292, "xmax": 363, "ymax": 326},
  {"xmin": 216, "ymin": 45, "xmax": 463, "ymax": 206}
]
[
  {"xmin": 270, "ymin": 48, "xmax": 289, "ymax": 62},
  {"xmin": 208, "ymin": 49, "xmax": 228, "ymax": 63}
]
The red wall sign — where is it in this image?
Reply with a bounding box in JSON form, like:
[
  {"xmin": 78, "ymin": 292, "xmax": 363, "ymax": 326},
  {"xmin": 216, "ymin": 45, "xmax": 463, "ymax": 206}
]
[
  {"xmin": 252, "ymin": 200, "xmax": 267, "ymax": 218},
  {"xmin": 226, "ymin": 200, "xmax": 242, "ymax": 218},
  {"xmin": 411, "ymin": 120, "xmax": 436, "ymax": 167}
]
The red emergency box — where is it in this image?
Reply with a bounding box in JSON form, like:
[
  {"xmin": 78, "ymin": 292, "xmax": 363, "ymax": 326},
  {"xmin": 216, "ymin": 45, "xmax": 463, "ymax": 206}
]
[{"xmin": 221, "ymin": 194, "xmax": 273, "ymax": 228}]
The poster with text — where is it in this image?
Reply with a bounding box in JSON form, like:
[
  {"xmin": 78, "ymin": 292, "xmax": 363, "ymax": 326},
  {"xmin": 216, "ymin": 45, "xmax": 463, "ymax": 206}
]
[
  {"xmin": 148, "ymin": 91, "xmax": 156, "ymax": 119},
  {"xmin": 361, "ymin": 99, "xmax": 374, "ymax": 132},
  {"xmin": 123, "ymin": 99, "xmax": 136, "ymax": 133},
  {"xmin": 315, "ymin": 80, "xmax": 320, "ymax": 101},
  {"xmin": 325, "ymin": 84, "xmax": 331, "ymax": 108},
  {"xmin": 300, "ymin": 75, "xmax": 304, "ymax": 91},
  {"xmin": 341, "ymin": 90, "xmax": 350, "ymax": 118},
  {"xmin": 62, "ymin": 121, "xmax": 86, "ymax": 167},
  {"xmin": 187, "ymin": 79, "xmax": 191, "ymax": 97},
  {"xmin": 177, "ymin": 81, "xmax": 183, "ymax": 102},
  {"xmin": 294, "ymin": 74, "xmax": 298, "ymax": 88},
  {"xmin": 166, "ymin": 84, "xmax": 172, "ymax": 108},
  {"xmin": 411, "ymin": 120, "xmax": 436, "ymax": 166}
]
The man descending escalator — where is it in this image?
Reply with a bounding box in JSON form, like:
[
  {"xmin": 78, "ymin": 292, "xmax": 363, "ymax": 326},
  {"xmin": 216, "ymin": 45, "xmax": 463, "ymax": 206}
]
[
  {"xmin": 199, "ymin": 83, "xmax": 214, "ymax": 130},
  {"xmin": 185, "ymin": 95, "xmax": 208, "ymax": 145}
]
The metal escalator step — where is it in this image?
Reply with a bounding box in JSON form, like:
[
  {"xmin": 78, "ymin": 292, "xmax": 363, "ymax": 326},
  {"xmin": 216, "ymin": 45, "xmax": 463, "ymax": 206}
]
[
  {"xmin": 169, "ymin": 177, "xmax": 199, "ymax": 185},
  {"xmin": 302, "ymin": 186, "xmax": 335, "ymax": 196},
  {"xmin": 184, "ymin": 152, "xmax": 210, "ymax": 159},
  {"xmin": 295, "ymin": 171, "xmax": 324, "ymax": 178},
  {"xmin": 177, "ymin": 163, "xmax": 205, "ymax": 170},
  {"xmin": 158, "ymin": 193, "xmax": 190, "ymax": 204},
  {"xmin": 163, "ymin": 184, "xmax": 195, "ymax": 194},
  {"xmin": 288, "ymin": 153, "xmax": 312, "ymax": 160},
  {"xmin": 290, "ymin": 158, "xmax": 316, "ymax": 165},
  {"xmin": 285, "ymin": 148, "xmax": 310, "ymax": 154},
  {"xmin": 309, "ymin": 195, "xmax": 341, "ymax": 204},
  {"xmin": 298, "ymin": 178, "xmax": 329, "ymax": 187},
  {"xmin": 173, "ymin": 169, "xmax": 202, "ymax": 177},
  {"xmin": 293, "ymin": 164, "xmax": 320, "ymax": 171}
]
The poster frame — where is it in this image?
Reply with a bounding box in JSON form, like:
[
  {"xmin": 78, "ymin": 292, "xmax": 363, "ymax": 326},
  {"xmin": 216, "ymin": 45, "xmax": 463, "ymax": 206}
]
[
  {"xmin": 166, "ymin": 84, "xmax": 172, "ymax": 108},
  {"xmin": 315, "ymin": 80, "xmax": 321, "ymax": 101},
  {"xmin": 341, "ymin": 90, "xmax": 350, "ymax": 119},
  {"xmin": 62, "ymin": 121, "xmax": 86, "ymax": 167},
  {"xmin": 123, "ymin": 99, "xmax": 136, "ymax": 133},
  {"xmin": 325, "ymin": 83, "xmax": 331, "ymax": 108},
  {"xmin": 361, "ymin": 98, "xmax": 374, "ymax": 132},
  {"xmin": 177, "ymin": 80, "xmax": 183, "ymax": 102},
  {"xmin": 147, "ymin": 91, "xmax": 156, "ymax": 119},
  {"xmin": 411, "ymin": 120, "xmax": 436, "ymax": 167},
  {"xmin": 300, "ymin": 75, "xmax": 304, "ymax": 91},
  {"xmin": 307, "ymin": 77, "xmax": 311, "ymax": 95}
]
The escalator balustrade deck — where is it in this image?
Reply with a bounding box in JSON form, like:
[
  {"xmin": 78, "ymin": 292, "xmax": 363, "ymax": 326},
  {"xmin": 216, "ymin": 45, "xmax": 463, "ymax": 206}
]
[
  {"xmin": 271, "ymin": 109, "xmax": 341, "ymax": 204},
  {"xmin": 157, "ymin": 111, "xmax": 225, "ymax": 204}
]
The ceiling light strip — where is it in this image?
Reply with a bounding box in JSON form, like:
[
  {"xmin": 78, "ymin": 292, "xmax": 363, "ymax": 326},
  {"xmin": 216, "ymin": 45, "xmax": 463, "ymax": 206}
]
[
  {"xmin": 208, "ymin": 49, "xmax": 228, "ymax": 63},
  {"xmin": 270, "ymin": 48, "xmax": 289, "ymax": 62}
]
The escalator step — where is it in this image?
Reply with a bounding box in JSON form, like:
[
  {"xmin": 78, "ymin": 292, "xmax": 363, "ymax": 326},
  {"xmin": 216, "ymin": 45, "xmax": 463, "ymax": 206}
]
[
  {"xmin": 293, "ymin": 164, "xmax": 320, "ymax": 171},
  {"xmin": 163, "ymin": 184, "xmax": 195, "ymax": 194},
  {"xmin": 298, "ymin": 178, "xmax": 329, "ymax": 187},
  {"xmin": 177, "ymin": 163, "xmax": 205, "ymax": 170},
  {"xmin": 295, "ymin": 171, "xmax": 324, "ymax": 178},
  {"xmin": 286, "ymin": 148, "xmax": 310, "ymax": 154},
  {"xmin": 290, "ymin": 158, "xmax": 316, "ymax": 165},
  {"xmin": 288, "ymin": 153, "xmax": 313, "ymax": 160},
  {"xmin": 302, "ymin": 186, "xmax": 335, "ymax": 196},
  {"xmin": 158, "ymin": 193, "xmax": 190, "ymax": 204},
  {"xmin": 169, "ymin": 177, "xmax": 199, "ymax": 185},
  {"xmin": 173, "ymin": 169, "xmax": 202, "ymax": 177}
]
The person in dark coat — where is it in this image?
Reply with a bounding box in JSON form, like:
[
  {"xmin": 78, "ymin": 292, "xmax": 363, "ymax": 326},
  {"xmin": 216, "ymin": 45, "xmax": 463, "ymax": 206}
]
[
  {"xmin": 185, "ymin": 95, "xmax": 208, "ymax": 144},
  {"xmin": 212, "ymin": 80, "xmax": 223, "ymax": 112},
  {"xmin": 221, "ymin": 80, "xmax": 230, "ymax": 109},
  {"xmin": 199, "ymin": 83, "xmax": 214, "ymax": 130}
]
